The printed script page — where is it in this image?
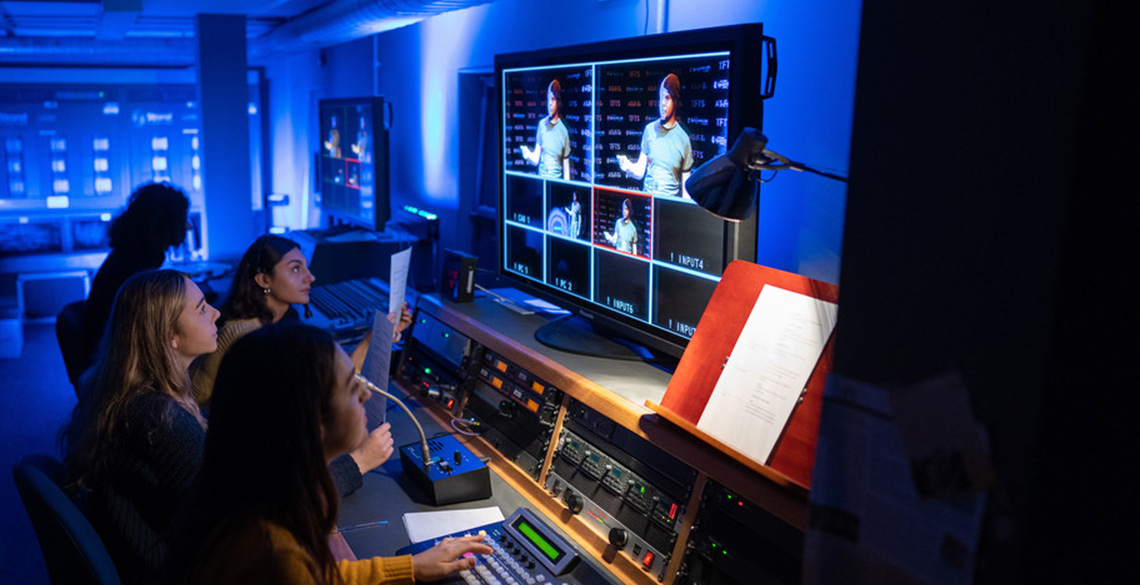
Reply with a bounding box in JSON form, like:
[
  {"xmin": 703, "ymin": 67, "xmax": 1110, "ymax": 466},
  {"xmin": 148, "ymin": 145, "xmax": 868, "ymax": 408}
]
[
  {"xmin": 696, "ymin": 285, "xmax": 839, "ymax": 464},
  {"xmin": 389, "ymin": 247, "xmax": 412, "ymax": 316}
]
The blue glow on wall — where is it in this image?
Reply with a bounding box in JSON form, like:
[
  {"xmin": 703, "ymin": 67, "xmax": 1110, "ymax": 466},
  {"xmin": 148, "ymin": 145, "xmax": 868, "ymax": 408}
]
[{"xmin": 417, "ymin": 11, "xmax": 480, "ymax": 208}]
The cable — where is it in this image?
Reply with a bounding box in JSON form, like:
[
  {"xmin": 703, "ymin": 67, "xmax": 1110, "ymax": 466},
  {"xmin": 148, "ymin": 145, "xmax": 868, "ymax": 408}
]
[
  {"xmin": 450, "ymin": 417, "xmax": 483, "ymax": 437},
  {"xmin": 474, "ymin": 284, "xmax": 507, "ymax": 302}
]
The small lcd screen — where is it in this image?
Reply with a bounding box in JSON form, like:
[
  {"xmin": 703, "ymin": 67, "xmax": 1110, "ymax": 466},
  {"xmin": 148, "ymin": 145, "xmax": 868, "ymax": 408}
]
[{"xmin": 512, "ymin": 517, "xmax": 565, "ymax": 563}]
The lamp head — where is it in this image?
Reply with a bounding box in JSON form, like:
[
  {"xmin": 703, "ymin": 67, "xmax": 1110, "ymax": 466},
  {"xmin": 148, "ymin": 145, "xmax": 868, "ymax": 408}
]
[
  {"xmin": 727, "ymin": 127, "xmax": 770, "ymax": 170},
  {"xmin": 686, "ymin": 127, "xmax": 769, "ymax": 221}
]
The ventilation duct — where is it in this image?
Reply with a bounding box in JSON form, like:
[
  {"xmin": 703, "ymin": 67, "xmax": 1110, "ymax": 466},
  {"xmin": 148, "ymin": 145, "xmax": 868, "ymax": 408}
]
[
  {"xmin": 0, "ymin": 37, "xmax": 197, "ymax": 67},
  {"xmin": 0, "ymin": 0, "xmax": 498, "ymax": 66},
  {"xmin": 250, "ymin": 0, "xmax": 499, "ymax": 60}
]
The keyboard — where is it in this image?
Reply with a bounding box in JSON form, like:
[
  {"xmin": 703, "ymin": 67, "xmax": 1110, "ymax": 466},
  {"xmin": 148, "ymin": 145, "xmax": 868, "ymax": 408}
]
[
  {"xmin": 397, "ymin": 507, "xmax": 619, "ymax": 585},
  {"xmin": 307, "ymin": 277, "xmax": 391, "ymax": 339}
]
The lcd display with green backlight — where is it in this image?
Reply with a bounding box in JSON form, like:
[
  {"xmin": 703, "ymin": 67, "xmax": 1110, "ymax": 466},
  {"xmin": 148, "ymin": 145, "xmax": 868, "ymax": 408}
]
[{"xmin": 513, "ymin": 517, "xmax": 564, "ymax": 562}]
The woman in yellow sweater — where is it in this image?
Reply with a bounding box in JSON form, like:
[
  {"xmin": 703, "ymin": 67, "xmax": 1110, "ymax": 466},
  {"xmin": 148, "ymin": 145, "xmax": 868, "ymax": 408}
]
[{"xmin": 171, "ymin": 322, "xmax": 490, "ymax": 584}]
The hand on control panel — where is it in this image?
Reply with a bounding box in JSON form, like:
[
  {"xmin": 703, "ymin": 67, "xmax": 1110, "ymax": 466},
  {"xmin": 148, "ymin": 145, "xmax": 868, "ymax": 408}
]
[{"xmin": 411, "ymin": 534, "xmax": 494, "ymax": 582}]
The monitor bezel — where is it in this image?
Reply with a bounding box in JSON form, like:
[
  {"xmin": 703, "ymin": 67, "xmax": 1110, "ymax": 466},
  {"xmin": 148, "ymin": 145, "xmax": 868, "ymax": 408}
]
[{"xmin": 493, "ymin": 24, "xmax": 765, "ymax": 360}]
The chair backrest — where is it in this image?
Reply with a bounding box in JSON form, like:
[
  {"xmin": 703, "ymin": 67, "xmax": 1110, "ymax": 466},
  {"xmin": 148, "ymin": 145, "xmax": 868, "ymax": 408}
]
[
  {"xmin": 55, "ymin": 300, "xmax": 90, "ymax": 392},
  {"xmin": 12, "ymin": 454, "xmax": 121, "ymax": 585}
]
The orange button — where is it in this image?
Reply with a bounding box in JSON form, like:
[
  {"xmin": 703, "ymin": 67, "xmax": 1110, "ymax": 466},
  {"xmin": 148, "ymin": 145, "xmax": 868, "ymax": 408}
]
[
  {"xmin": 531, "ymin": 381, "xmax": 545, "ymax": 395},
  {"xmin": 495, "ymin": 360, "xmax": 508, "ymax": 373},
  {"xmin": 491, "ymin": 377, "xmax": 502, "ymax": 389}
]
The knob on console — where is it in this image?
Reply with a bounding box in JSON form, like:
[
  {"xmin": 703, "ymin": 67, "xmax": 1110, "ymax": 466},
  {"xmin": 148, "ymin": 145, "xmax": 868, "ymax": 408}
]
[
  {"xmin": 608, "ymin": 527, "xmax": 629, "ymax": 550},
  {"xmin": 563, "ymin": 490, "xmax": 584, "ymax": 514}
]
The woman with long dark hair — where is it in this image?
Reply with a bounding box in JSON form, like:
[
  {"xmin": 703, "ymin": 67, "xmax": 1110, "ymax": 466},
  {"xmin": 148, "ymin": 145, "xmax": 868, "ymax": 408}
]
[
  {"xmin": 173, "ymin": 323, "xmax": 490, "ymax": 584},
  {"xmin": 190, "ymin": 234, "xmax": 408, "ymax": 496},
  {"xmin": 61, "ymin": 269, "xmax": 219, "ymax": 582}
]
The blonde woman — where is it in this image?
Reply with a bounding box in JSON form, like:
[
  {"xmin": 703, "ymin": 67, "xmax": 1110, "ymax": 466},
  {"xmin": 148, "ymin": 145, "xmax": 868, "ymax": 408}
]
[{"xmin": 61, "ymin": 269, "xmax": 219, "ymax": 582}]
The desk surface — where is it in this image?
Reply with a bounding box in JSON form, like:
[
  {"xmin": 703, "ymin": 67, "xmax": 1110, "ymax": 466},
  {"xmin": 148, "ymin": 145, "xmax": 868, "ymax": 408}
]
[
  {"xmin": 336, "ymin": 397, "xmax": 529, "ymax": 557},
  {"xmin": 415, "ymin": 291, "xmax": 809, "ymax": 527},
  {"xmin": 425, "ymin": 292, "xmax": 675, "ymax": 413},
  {"xmin": 335, "ymin": 377, "xmax": 617, "ymax": 585},
  {"xmin": 336, "ymin": 287, "xmax": 809, "ymax": 585}
]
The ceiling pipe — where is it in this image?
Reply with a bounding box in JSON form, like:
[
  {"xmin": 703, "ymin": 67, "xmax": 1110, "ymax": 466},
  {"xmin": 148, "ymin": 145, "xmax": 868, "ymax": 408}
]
[
  {"xmin": 0, "ymin": 37, "xmax": 196, "ymax": 66},
  {"xmin": 0, "ymin": 0, "xmax": 498, "ymax": 66},
  {"xmin": 248, "ymin": 0, "xmax": 499, "ymax": 61}
]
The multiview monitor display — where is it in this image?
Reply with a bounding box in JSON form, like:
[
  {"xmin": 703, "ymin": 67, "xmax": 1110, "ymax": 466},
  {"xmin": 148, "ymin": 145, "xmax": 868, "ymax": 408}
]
[
  {"xmin": 496, "ymin": 25, "xmax": 764, "ymax": 358},
  {"xmin": 317, "ymin": 97, "xmax": 390, "ymax": 231}
]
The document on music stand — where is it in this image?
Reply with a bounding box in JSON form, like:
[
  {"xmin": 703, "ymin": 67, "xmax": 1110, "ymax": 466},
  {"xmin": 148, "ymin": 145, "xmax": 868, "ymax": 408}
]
[{"xmin": 696, "ymin": 285, "xmax": 839, "ymax": 464}]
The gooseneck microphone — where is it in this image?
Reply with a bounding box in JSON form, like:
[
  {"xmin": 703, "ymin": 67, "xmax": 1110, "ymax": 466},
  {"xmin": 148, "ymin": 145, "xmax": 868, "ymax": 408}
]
[
  {"xmin": 354, "ymin": 373, "xmax": 433, "ymax": 467},
  {"xmin": 303, "ymin": 303, "xmax": 313, "ymax": 319}
]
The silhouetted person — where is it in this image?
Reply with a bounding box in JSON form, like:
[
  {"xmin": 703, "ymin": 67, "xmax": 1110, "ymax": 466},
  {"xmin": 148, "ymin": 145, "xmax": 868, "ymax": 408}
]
[{"xmin": 83, "ymin": 183, "xmax": 189, "ymax": 368}]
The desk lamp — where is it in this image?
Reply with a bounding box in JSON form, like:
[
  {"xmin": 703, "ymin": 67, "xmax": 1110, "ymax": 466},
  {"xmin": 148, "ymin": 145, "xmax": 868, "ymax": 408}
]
[{"xmin": 686, "ymin": 127, "xmax": 848, "ymax": 221}]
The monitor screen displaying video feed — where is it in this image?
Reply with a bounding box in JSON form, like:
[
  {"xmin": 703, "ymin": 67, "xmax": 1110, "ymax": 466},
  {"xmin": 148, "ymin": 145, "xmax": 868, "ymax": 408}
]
[
  {"xmin": 317, "ymin": 97, "xmax": 390, "ymax": 231},
  {"xmin": 497, "ymin": 25, "xmax": 764, "ymax": 357}
]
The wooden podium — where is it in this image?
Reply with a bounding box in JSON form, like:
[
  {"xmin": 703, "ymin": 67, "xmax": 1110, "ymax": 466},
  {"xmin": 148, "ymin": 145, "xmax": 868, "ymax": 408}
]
[{"xmin": 646, "ymin": 260, "xmax": 839, "ymax": 490}]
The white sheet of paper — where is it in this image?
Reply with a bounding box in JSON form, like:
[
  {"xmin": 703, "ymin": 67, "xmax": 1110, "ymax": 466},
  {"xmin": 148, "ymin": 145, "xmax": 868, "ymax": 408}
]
[
  {"xmin": 359, "ymin": 310, "xmax": 394, "ymax": 423},
  {"xmin": 403, "ymin": 506, "xmax": 505, "ymax": 543},
  {"xmin": 389, "ymin": 247, "xmax": 412, "ymax": 316},
  {"xmin": 696, "ymin": 285, "xmax": 839, "ymax": 464}
]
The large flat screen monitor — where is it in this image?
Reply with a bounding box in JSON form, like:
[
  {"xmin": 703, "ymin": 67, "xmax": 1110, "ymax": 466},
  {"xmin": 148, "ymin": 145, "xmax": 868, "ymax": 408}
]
[
  {"xmin": 496, "ymin": 24, "xmax": 766, "ymax": 360},
  {"xmin": 317, "ymin": 96, "xmax": 390, "ymax": 231}
]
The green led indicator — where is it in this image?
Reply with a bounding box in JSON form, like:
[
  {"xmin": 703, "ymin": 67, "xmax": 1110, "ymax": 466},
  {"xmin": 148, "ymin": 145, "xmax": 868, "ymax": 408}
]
[
  {"xmin": 640, "ymin": 486, "xmax": 646, "ymax": 494},
  {"xmin": 443, "ymin": 333, "xmax": 450, "ymax": 338},
  {"xmin": 424, "ymin": 367, "xmax": 432, "ymax": 374}
]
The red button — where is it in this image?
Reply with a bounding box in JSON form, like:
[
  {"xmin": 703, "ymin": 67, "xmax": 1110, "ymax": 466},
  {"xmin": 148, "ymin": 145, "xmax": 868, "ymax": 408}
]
[{"xmin": 641, "ymin": 551, "xmax": 655, "ymax": 569}]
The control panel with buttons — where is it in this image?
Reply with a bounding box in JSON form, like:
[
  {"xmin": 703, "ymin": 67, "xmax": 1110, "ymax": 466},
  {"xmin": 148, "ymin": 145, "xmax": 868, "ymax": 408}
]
[{"xmin": 399, "ymin": 507, "xmax": 621, "ymax": 585}]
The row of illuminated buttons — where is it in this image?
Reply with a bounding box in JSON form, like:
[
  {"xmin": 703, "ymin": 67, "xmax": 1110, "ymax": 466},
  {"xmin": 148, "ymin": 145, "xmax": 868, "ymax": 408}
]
[
  {"xmin": 483, "ymin": 353, "xmax": 550, "ymax": 397},
  {"xmin": 456, "ymin": 533, "xmax": 565, "ymax": 585},
  {"xmin": 479, "ymin": 367, "xmax": 542, "ymax": 414}
]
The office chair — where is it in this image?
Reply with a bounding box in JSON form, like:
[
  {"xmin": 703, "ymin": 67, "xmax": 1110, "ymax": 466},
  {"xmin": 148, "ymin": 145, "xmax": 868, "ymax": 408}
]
[
  {"xmin": 55, "ymin": 300, "xmax": 89, "ymax": 392},
  {"xmin": 12, "ymin": 453, "xmax": 122, "ymax": 585}
]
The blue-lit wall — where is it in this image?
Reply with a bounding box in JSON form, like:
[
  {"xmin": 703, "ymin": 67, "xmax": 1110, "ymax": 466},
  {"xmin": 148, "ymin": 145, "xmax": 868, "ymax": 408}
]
[{"xmin": 264, "ymin": 0, "xmax": 860, "ymax": 284}]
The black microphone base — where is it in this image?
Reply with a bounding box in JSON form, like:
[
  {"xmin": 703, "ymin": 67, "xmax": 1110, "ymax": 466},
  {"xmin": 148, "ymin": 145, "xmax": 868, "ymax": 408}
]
[{"xmin": 400, "ymin": 435, "xmax": 492, "ymax": 506}]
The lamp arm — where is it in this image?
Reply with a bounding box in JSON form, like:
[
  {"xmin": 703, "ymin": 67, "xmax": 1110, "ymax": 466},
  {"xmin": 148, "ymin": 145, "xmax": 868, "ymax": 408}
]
[{"xmin": 753, "ymin": 148, "xmax": 848, "ymax": 183}]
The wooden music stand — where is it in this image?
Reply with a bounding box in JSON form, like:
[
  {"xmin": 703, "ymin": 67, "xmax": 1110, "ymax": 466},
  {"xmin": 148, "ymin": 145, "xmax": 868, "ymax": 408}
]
[{"xmin": 646, "ymin": 260, "xmax": 839, "ymax": 490}]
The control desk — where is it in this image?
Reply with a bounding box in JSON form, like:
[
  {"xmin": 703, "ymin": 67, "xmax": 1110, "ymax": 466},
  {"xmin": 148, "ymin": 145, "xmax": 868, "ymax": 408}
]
[{"xmin": 340, "ymin": 291, "xmax": 807, "ymax": 585}]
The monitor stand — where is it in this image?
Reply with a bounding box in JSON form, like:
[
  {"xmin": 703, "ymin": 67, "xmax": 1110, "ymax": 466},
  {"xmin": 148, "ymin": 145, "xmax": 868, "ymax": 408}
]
[{"xmin": 534, "ymin": 313, "xmax": 655, "ymax": 361}]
